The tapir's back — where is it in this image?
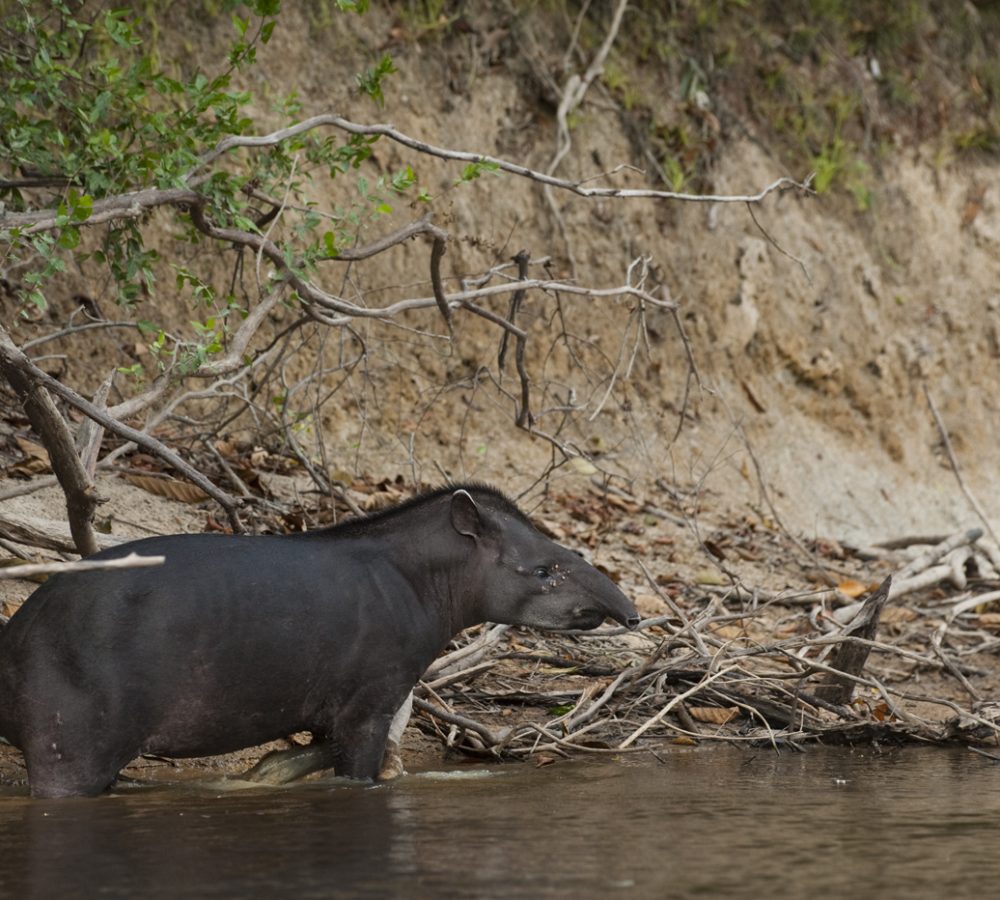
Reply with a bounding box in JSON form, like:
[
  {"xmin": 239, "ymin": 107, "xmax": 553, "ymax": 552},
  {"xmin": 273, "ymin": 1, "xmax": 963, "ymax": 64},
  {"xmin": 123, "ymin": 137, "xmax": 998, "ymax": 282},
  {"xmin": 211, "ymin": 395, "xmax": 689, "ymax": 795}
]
[
  {"xmin": 0, "ymin": 531, "xmax": 420, "ymax": 757},
  {"xmin": 3, "ymin": 533, "xmax": 353, "ymax": 646}
]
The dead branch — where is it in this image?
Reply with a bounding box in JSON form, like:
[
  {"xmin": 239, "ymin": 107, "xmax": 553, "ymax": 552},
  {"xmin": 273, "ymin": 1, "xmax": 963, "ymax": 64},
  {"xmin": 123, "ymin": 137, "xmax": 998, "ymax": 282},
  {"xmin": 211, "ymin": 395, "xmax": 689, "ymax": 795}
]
[
  {"xmin": 0, "ymin": 324, "xmax": 99, "ymax": 555},
  {"xmin": 813, "ymin": 576, "xmax": 891, "ymax": 704},
  {"xmin": 0, "ymin": 552, "xmax": 165, "ymax": 581},
  {"xmin": 0, "ymin": 185, "xmax": 203, "ymax": 238},
  {"xmin": 426, "ymin": 624, "xmax": 510, "ymax": 678},
  {"xmin": 0, "ymin": 334, "xmax": 244, "ymax": 533},
  {"xmin": 895, "ymin": 528, "xmax": 983, "ymax": 582},
  {"xmin": 924, "ymin": 384, "xmax": 1000, "ymax": 549},
  {"xmin": 187, "ymin": 113, "xmax": 813, "ymax": 205},
  {"xmin": 412, "ymin": 696, "xmax": 505, "ymax": 748},
  {"xmin": 0, "ymin": 512, "xmax": 123, "ymax": 554},
  {"xmin": 618, "ymin": 663, "xmax": 741, "ymax": 748},
  {"xmin": 509, "ymin": 250, "xmax": 533, "ymax": 428}
]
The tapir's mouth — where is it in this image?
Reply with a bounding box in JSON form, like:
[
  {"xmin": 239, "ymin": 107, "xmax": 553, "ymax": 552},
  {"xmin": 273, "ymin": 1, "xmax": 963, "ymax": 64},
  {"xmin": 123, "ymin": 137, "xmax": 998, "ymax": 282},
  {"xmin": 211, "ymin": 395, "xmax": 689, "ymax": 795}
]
[
  {"xmin": 575, "ymin": 608, "xmax": 641, "ymax": 630},
  {"xmin": 575, "ymin": 609, "xmax": 607, "ymax": 629}
]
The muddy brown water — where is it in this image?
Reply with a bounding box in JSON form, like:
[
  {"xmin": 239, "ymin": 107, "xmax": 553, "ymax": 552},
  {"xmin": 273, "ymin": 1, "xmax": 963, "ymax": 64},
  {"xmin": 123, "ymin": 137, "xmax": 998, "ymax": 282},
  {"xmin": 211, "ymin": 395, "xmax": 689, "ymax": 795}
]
[{"xmin": 0, "ymin": 747, "xmax": 997, "ymax": 898}]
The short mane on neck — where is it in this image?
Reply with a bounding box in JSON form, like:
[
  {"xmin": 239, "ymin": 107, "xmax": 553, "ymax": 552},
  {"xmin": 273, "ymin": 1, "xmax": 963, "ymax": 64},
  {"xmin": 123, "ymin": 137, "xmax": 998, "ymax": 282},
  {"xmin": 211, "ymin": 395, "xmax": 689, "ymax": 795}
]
[{"xmin": 313, "ymin": 483, "xmax": 530, "ymax": 536}]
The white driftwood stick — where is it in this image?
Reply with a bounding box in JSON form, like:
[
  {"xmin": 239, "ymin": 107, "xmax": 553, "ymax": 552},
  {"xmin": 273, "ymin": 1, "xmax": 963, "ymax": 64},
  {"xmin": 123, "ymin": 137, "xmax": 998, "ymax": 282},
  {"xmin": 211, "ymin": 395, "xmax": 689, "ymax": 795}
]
[
  {"xmin": 977, "ymin": 539, "xmax": 1000, "ymax": 574},
  {"xmin": 888, "ymin": 564, "xmax": 952, "ymax": 601},
  {"xmin": 426, "ymin": 623, "xmax": 510, "ymax": 678},
  {"xmin": 896, "ymin": 528, "xmax": 982, "ymax": 581},
  {"xmin": 944, "ymin": 546, "xmax": 973, "ymax": 591},
  {"xmin": 973, "ymin": 552, "xmax": 1000, "ymax": 581},
  {"xmin": 0, "ymin": 552, "xmax": 165, "ymax": 581},
  {"xmin": 948, "ymin": 590, "xmax": 1000, "ymax": 622}
]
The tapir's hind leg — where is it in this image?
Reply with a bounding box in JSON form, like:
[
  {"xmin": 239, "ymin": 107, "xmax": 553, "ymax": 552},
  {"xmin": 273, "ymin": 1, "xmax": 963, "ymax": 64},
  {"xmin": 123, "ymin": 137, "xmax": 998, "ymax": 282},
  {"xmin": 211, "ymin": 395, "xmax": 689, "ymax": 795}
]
[
  {"xmin": 240, "ymin": 742, "xmax": 338, "ymax": 785},
  {"xmin": 23, "ymin": 735, "xmax": 136, "ymax": 798}
]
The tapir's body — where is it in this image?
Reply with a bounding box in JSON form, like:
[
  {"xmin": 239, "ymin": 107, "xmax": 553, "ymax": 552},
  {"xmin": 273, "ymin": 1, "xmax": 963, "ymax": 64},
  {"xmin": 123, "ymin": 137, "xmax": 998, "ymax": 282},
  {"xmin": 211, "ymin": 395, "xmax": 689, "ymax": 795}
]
[{"xmin": 0, "ymin": 485, "xmax": 638, "ymax": 798}]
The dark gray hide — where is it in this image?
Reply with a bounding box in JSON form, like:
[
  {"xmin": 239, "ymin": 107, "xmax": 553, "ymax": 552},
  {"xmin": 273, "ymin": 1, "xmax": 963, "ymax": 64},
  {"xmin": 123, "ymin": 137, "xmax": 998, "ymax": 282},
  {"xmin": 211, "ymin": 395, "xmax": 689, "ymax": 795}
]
[{"xmin": 0, "ymin": 484, "xmax": 638, "ymax": 797}]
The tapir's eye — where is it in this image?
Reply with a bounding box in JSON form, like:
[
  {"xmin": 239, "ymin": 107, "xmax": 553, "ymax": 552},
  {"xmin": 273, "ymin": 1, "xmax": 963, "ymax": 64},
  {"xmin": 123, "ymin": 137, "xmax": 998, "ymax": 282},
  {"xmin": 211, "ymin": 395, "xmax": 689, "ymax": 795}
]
[{"xmin": 532, "ymin": 566, "xmax": 551, "ymax": 579}]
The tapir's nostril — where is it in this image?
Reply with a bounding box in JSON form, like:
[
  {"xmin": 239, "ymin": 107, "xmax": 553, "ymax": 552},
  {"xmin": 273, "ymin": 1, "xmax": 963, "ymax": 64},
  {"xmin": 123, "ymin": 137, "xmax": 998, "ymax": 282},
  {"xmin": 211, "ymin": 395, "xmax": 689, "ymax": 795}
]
[{"xmin": 626, "ymin": 616, "xmax": 641, "ymax": 630}]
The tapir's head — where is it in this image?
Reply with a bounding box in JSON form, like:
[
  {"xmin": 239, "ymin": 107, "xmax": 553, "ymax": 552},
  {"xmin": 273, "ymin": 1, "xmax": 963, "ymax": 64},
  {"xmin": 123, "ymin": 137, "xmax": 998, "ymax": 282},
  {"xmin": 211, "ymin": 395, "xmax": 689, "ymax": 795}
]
[{"xmin": 448, "ymin": 488, "xmax": 640, "ymax": 631}]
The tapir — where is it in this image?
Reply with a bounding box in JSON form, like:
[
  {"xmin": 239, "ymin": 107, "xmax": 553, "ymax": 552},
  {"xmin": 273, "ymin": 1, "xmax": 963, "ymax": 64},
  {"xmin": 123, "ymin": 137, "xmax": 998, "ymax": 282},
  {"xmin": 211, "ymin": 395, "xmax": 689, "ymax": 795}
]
[{"xmin": 0, "ymin": 484, "xmax": 639, "ymax": 798}]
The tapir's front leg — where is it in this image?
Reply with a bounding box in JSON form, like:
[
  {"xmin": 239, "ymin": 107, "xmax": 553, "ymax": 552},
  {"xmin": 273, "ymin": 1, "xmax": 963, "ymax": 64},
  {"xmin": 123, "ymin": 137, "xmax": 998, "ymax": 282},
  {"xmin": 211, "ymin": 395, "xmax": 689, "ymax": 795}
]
[
  {"xmin": 332, "ymin": 710, "xmax": 396, "ymax": 780},
  {"xmin": 239, "ymin": 691, "xmax": 414, "ymax": 784}
]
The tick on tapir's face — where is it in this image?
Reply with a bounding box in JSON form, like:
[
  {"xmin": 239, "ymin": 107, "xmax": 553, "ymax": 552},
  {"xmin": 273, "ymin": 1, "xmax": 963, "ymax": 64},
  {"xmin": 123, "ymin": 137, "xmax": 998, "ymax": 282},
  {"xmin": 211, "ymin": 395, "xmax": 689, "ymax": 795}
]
[{"xmin": 529, "ymin": 562, "xmax": 570, "ymax": 593}]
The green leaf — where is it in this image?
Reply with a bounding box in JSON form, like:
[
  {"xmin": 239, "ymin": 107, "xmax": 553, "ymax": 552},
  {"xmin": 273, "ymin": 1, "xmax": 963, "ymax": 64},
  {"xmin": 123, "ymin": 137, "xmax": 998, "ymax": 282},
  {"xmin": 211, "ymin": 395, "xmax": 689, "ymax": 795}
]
[
  {"xmin": 70, "ymin": 191, "xmax": 93, "ymax": 222},
  {"xmin": 457, "ymin": 160, "xmax": 501, "ymax": 184},
  {"xmin": 356, "ymin": 53, "xmax": 397, "ymax": 108},
  {"xmin": 103, "ymin": 10, "xmax": 139, "ymax": 48},
  {"xmin": 57, "ymin": 226, "xmax": 80, "ymax": 250}
]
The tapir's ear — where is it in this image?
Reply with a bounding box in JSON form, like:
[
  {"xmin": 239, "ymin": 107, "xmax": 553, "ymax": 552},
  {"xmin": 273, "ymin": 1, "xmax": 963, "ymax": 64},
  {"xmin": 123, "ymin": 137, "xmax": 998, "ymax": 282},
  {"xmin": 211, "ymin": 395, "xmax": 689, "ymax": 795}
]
[{"xmin": 450, "ymin": 489, "xmax": 482, "ymax": 539}]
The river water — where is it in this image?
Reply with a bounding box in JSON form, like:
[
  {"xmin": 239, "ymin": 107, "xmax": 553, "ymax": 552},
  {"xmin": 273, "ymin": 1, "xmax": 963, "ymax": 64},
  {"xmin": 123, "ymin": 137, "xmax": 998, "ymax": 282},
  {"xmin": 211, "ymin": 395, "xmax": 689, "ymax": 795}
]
[{"xmin": 0, "ymin": 746, "xmax": 997, "ymax": 898}]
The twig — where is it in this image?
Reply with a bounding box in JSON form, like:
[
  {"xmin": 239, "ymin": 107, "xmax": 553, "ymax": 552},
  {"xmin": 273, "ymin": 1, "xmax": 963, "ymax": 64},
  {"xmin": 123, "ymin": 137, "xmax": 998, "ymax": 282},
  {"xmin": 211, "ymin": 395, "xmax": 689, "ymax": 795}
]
[
  {"xmin": 420, "ymin": 661, "xmax": 497, "ymax": 693},
  {"xmin": 745, "ymin": 199, "xmax": 812, "ymax": 282},
  {"xmin": 968, "ymin": 746, "xmax": 1000, "ymax": 763},
  {"xmin": 426, "ymin": 624, "xmax": 510, "ymax": 678},
  {"xmin": 924, "ymin": 383, "xmax": 1000, "ymax": 548},
  {"xmin": 636, "ymin": 559, "xmax": 711, "ymax": 656},
  {"xmin": 544, "ymin": 0, "xmax": 631, "ymax": 274},
  {"xmin": 618, "ymin": 664, "xmax": 740, "ymax": 748},
  {"xmin": 412, "ymin": 696, "xmax": 504, "ymax": 748}
]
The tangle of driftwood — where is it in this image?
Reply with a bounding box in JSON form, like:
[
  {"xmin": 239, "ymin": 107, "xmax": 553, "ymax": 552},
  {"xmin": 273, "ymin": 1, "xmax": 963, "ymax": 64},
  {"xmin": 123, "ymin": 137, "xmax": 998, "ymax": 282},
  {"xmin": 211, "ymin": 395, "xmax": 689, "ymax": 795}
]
[{"xmin": 410, "ymin": 527, "xmax": 1000, "ymax": 761}]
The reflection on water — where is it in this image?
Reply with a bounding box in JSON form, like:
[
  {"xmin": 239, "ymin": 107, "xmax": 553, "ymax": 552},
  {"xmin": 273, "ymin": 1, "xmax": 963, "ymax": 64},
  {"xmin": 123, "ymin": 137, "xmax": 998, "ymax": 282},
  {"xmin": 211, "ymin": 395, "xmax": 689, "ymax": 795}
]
[{"xmin": 1, "ymin": 747, "xmax": 999, "ymax": 898}]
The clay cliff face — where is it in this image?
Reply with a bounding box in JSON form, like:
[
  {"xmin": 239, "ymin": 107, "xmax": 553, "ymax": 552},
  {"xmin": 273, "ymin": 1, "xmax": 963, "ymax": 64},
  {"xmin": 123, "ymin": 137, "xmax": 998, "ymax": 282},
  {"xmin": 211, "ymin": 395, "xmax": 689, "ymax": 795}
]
[{"xmin": 14, "ymin": 3, "xmax": 1000, "ymax": 544}]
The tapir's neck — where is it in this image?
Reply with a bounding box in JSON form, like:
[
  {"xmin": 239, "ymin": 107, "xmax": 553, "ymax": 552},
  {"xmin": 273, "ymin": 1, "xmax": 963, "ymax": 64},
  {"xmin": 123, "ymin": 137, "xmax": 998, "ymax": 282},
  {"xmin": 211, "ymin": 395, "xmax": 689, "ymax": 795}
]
[{"xmin": 366, "ymin": 515, "xmax": 486, "ymax": 645}]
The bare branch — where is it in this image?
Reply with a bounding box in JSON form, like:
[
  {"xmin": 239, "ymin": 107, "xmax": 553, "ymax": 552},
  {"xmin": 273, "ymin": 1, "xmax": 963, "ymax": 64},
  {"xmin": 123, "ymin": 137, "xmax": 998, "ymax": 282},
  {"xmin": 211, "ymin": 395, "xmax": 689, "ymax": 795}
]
[
  {"xmin": 0, "ymin": 323, "xmax": 99, "ymax": 555},
  {"xmin": 509, "ymin": 250, "xmax": 533, "ymax": 428},
  {"xmin": 429, "ymin": 233, "xmax": 451, "ymax": 329},
  {"xmin": 0, "ymin": 330, "xmax": 243, "ymax": 532},
  {"xmin": 0, "ymin": 553, "xmax": 165, "ymax": 581},
  {"xmin": 335, "ymin": 215, "xmax": 449, "ymax": 261},
  {"xmin": 924, "ymin": 383, "xmax": 1000, "ymax": 549},
  {"xmin": 188, "ymin": 113, "xmax": 813, "ymax": 204},
  {"xmin": 545, "ymin": 0, "xmax": 631, "ymax": 274},
  {"xmin": 0, "ymin": 186, "xmax": 202, "ymax": 238}
]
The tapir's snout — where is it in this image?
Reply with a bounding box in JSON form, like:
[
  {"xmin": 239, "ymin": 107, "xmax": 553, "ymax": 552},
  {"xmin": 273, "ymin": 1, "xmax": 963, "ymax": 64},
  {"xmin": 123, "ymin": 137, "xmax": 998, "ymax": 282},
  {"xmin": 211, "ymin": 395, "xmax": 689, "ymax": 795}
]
[{"xmin": 596, "ymin": 578, "xmax": 640, "ymax": 630}]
